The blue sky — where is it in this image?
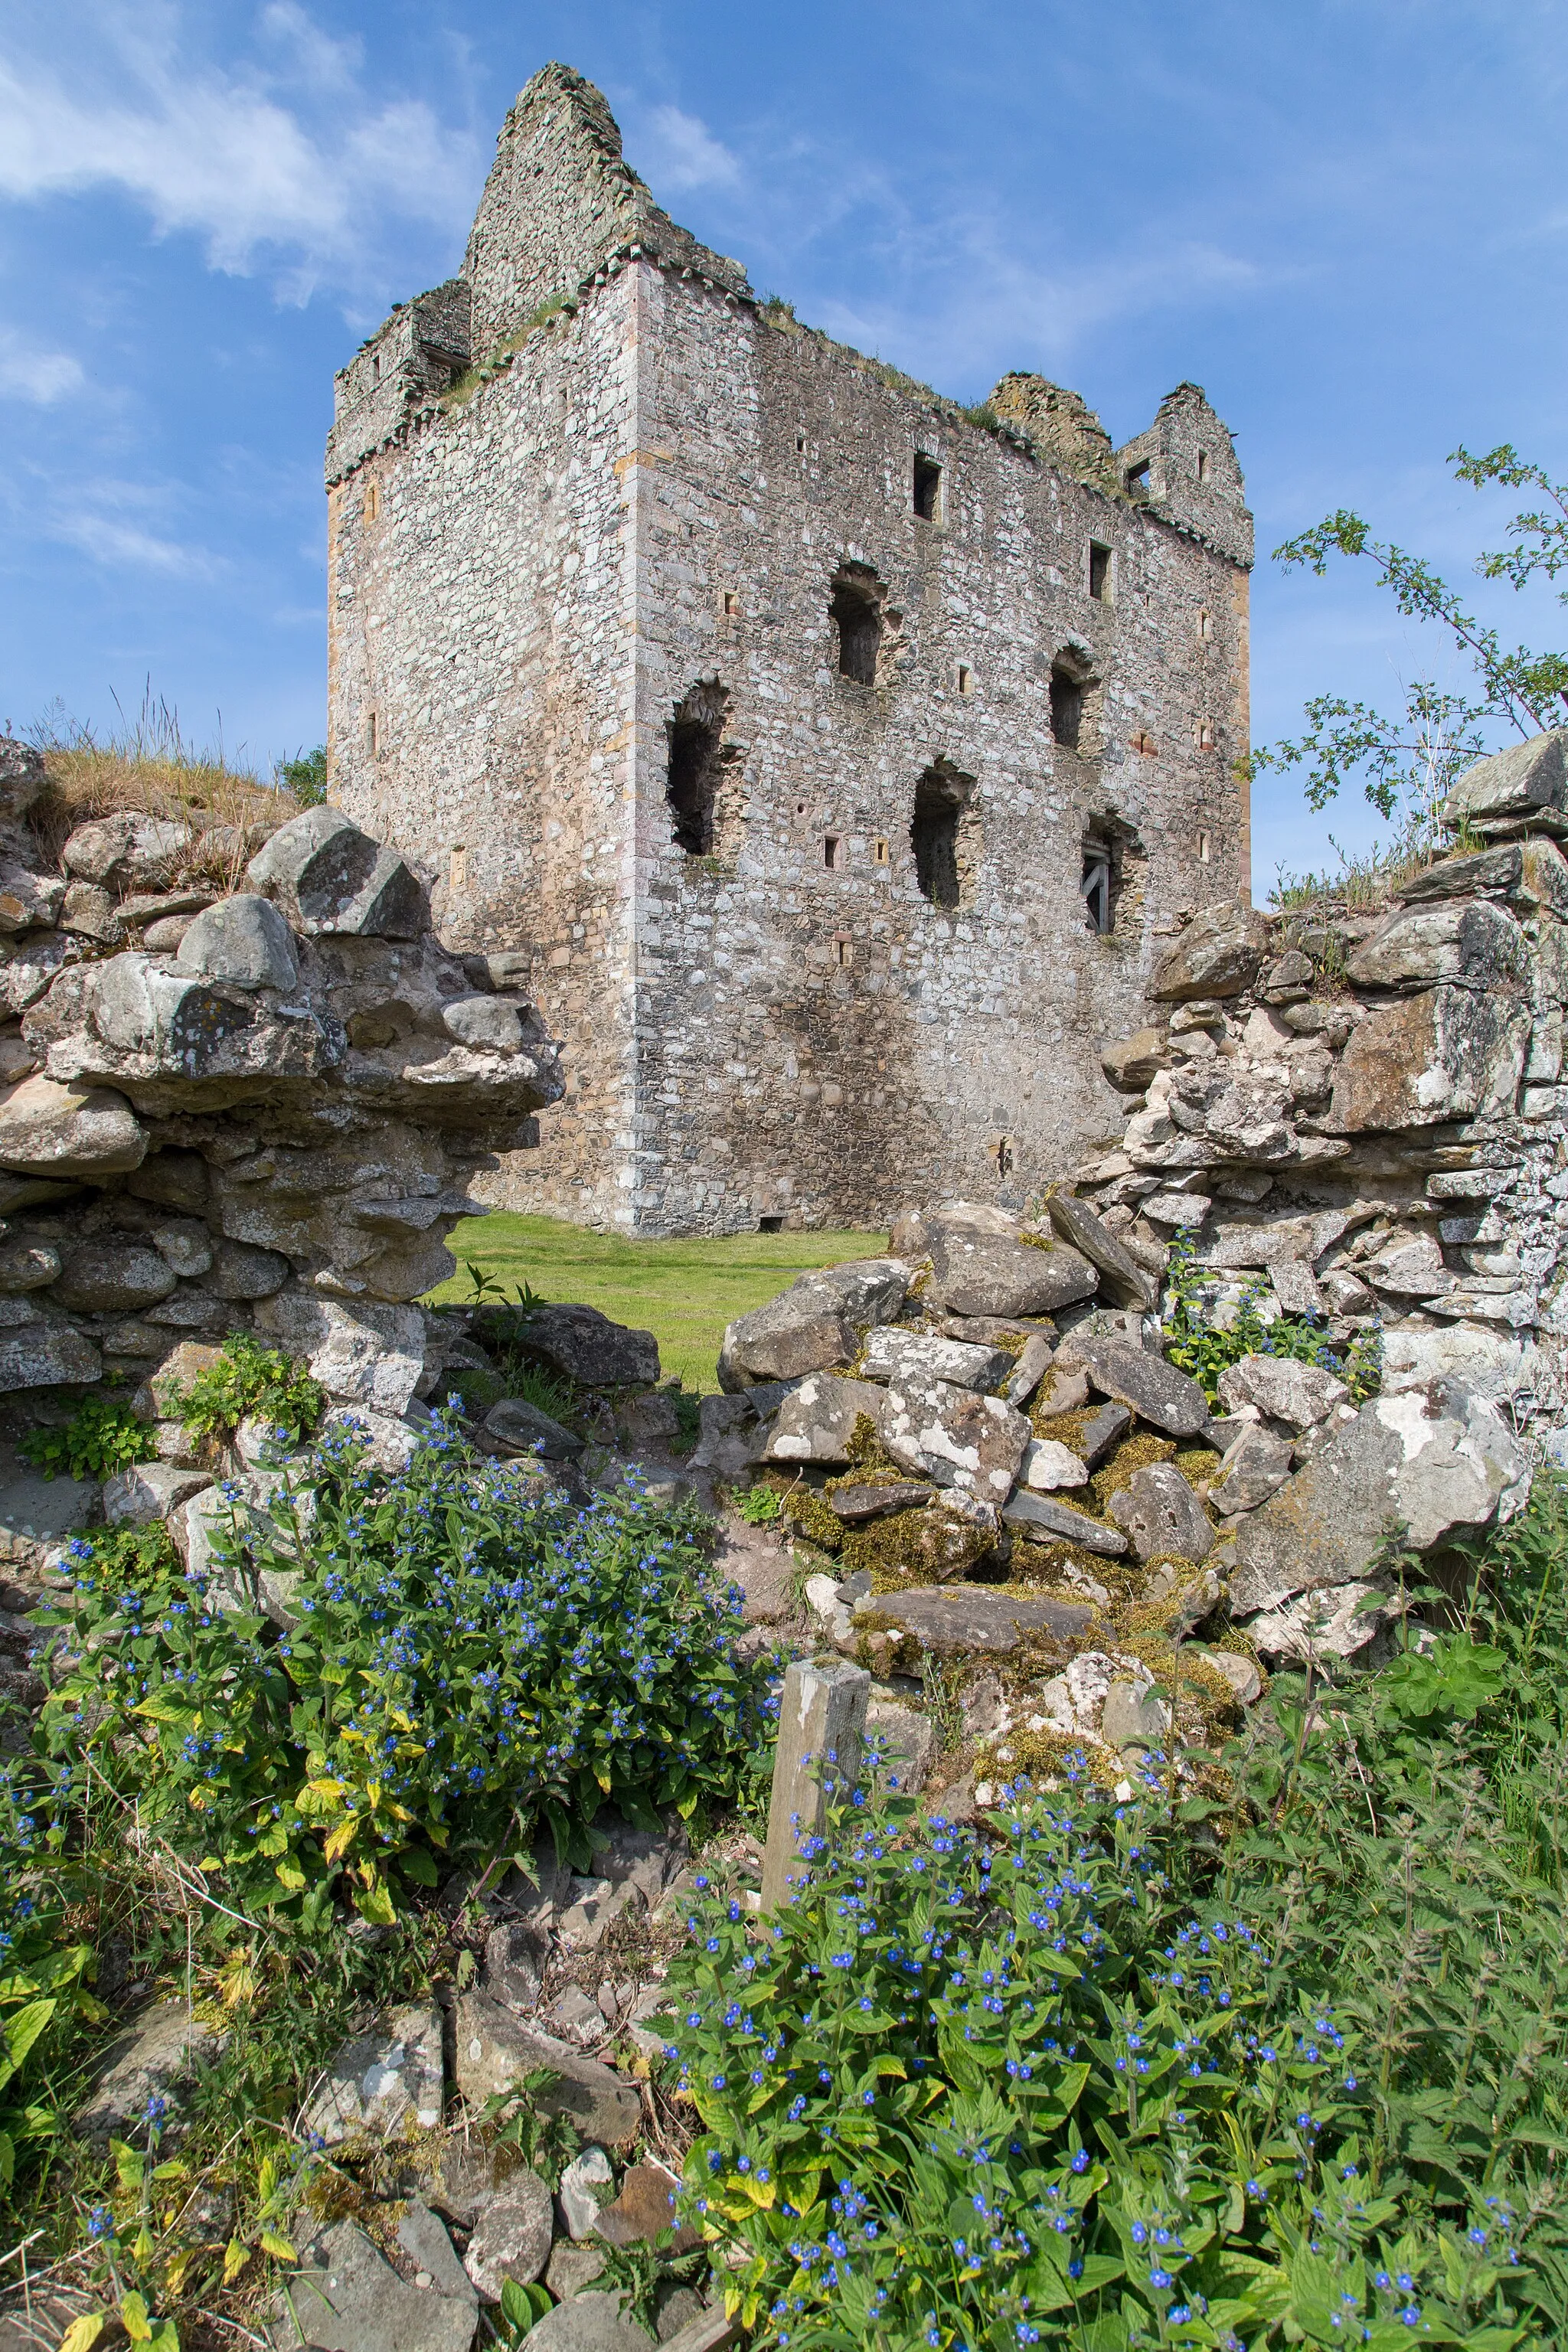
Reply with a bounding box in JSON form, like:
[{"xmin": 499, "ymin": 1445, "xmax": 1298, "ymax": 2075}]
[{"xmin": 0, "ymin": 0, "xmax": 1563, "ymax": 898}]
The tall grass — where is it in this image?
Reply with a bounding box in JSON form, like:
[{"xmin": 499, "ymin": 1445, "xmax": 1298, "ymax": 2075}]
[{"xmin": 24, "ymin": 687, "xmax": 300, "ymax": 884}]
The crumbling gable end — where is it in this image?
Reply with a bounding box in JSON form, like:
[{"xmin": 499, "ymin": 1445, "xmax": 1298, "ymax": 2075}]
[{"xmin": 1116, "ymin": 383, "xmax": 1252, "ymax": 567}]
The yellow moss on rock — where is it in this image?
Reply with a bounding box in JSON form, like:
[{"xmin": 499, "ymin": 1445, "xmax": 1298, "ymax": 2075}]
[
  {"xmin": 781, "ymin": 1485, "xmax": 844, "ymax": 1553},
  {"xmin": 1089, "ymin": 1431, "xmax": 1176, "ymax": 1514},
  {"xmin": 842, "ymin": 1504, "xmax": 993, "ymax": 1593}
]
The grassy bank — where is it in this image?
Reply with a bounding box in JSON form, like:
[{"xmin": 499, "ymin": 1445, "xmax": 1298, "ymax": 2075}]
[{"xmin": 429, "ymin": 1211, "xmax": 890, "ymax": 1391}]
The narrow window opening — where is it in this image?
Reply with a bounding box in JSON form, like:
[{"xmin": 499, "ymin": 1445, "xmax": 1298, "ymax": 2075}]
[
  {"xmin": 996, "ymin": 1135, "xmax": 1014, "ymax": 1178},
  {"xmin": 371, "ymin": 353, "xmax": 381, "ymax": 385},
  {"xmin": 911, "ymin": 760, "xmax": 975, "ymax": 910},
  {"xmin": 1132, "ymin": 729, "xmax": 1157, "ymax": 756},
  {"xmin": 1197, "ymin": 607, "xmax": 1214, "ymax": 640},
  {"xmin": 1125, "ymin": 461, "xmax": 1151, "ymax": 496},
  {"xmin": 872, "ymin": 836, "xmax": 890, "ymax": 864},
  {"xmin": 665, "ymin": 681, "xmax": 731, "ymax": 855},
  {"xmin": 795, "ymin": 433, "xmax": 807, "ymax": 454},
  {"xmin": 1050, "ymin": 666, "xmax": 1084, "ymax": 749},
  {"xmin": 1196, "ymin": 719, "xmax": 1216, "ymax": 749},
  {"xmin": 1088, "ymin": 542, "xmax": 1112, "ymax": 602},
  {"xmin": 829, "ymin": 565, "xmax": 884, "ymax": 684},
  {"xmin": 823, "ymin": 835, "xmax": 841, "ymax": 871},
  {"xmin": 956, "ymin": 663, "xmax": 973, "ymax": 697},
  {"xmin": 721, "ymin": 589, "xmax": 739, "ymax": 616},
  {"xmin": 365, "ymin": 710, "xmax": 378, "ymax": 760},
  {"xmin": 449, "ymin": 844, "xmax": 467, "ymax": 894},
  {"xmin": 364, "ymin": 479, "xmax": 380, "ymax": 521},
  {"xmin": 758, "ymin": 1213, "xmax": 785, "ymax": 1232},
  {"xmin": 833, "ymin": 934, "xmax": 853, "ymax": 967},
  {"xmin": 913, "ymin": 455, "xmax": 942, "ymax": 520},
  {"xmin": 1081, "ymin": 845, "xmax": 1113, "ymax": 933},
  {"xmin": 1198, "ymin": 829, "xmax": 1212, "ymax": 864},
  {"xmin": 1196, "ymin": 448, "xmax": 1210, "ymax": 482}
]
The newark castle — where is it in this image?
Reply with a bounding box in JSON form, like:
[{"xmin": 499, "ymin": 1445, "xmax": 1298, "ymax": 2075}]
[{"xmin": 324, "ymin": 63, "xmax": 1252, "ymax": 1235}]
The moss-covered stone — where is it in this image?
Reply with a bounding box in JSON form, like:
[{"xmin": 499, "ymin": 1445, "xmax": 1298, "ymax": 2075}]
[
  {"xmin": 780, "ymin": 1485, "xmax": 844, "ymax": 1553},
  {"xmin": 845, "ymin": 1410, "xmax": 891, "ymax": 1468},
  {"xmin": 1088, "ymin": 1431, "xmax": 1176, "ymax": 1515},
  {"xmin": 841, "ymin": 1504, "xmax": 993, "ymax": 1592}
]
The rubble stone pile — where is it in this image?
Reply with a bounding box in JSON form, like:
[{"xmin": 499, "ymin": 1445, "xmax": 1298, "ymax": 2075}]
[{"xmin": 0, "ymin": 742, "xmax": 564, "ymax": 1559}]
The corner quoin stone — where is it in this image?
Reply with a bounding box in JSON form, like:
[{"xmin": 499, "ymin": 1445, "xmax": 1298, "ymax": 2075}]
[{"xmin": 762, "ymin": 1657, "xmax": 871, "ymax": 1912}]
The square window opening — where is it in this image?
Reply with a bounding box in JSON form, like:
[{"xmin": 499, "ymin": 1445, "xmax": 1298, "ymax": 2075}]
[
  {"xmin": 913, "ymin": 455, "xmax": 942, "ymax": 520},
  {"xmin": 833, "ymin": 935, "xmax": 853, "ymax": 967},
  {"xmin": 795, "ymin": 433, "xmax": 807, "ymax": 454},
  {"xmin": 1088, "ymin": 542, "xmax": 1112, "ymax": 602},
  {"xmin": 956, "ymin": 663, "xmax": 974, "ymax": 697},
  {"xmin": 758, "ymin": 1213, "xmax": 785, "ymax": 1232}
]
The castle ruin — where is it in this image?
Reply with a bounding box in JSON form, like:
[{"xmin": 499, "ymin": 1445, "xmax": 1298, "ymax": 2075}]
[{"xmin": 325, "ymin": 64, "xmax": 1253, "ymax": 1235}]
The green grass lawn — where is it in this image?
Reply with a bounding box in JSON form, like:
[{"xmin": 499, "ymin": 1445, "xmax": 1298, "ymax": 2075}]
[{"xmin": 430, "ymin": 1212, "xmax": 890, "ymax": 1392}]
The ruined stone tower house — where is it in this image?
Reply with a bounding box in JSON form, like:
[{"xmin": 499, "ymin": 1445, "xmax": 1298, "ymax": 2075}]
[{"xmin": 325, "ymin": 63, "xmax": 1252, "ymax": 1236}]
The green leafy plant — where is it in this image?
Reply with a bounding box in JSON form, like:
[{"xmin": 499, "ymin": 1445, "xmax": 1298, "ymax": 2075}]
[
  {"xmin": 497, "ymin": 2276, "xmax": 554, "ymax": 2341},
  {"xmin": 19, "ymin": 1394, "xmax": 157, "ymax": 1481},
  {"xmin": 175, "ymin": 1333, "xmax": 325, "ymax": 1446},
  {"xmin": 34, "ymin": 1408, "xmax": 775, "ymax": 1921},
  {"xmin": 1253, "ymin": 443, "xmax": 1568, "ymax": 843},
  {"xmin": 276, "ymin": 745, "xmax": 327, "ymax": 805},
  {"xmin": 1161, "ymin": 1227, "xmax": 1380, "ymax": 1406},
  {"xmin": 737, "ymin": 1484, "xmax": 782, "ymax": 1526}
]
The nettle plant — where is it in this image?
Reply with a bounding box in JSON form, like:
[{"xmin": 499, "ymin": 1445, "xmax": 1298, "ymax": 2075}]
[
  {"xmin": 662, "ymin": 1768, "xmax": 1539, "ymax": 2351},
  {"xmin": 34, "ymin": 1410, "xmax": 774, "ymax": 1924},
  {"xmin": 1161, "ymin": 1230, "xmax": 1382, "ymax": 1410}
]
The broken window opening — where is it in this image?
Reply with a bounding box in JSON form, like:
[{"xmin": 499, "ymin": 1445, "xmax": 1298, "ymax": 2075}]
[
  {"xmin": 830, "ymin": 564, "xmax": 884, "ymax": 684},
  {"xmin": 913, "ymin": 455, "xmax": 942, "ymax": 520},
  {"xmin": 1050, "ymin": 666, "xmax": 1084, "ymax": 749},
  {"xmin": 911, "ymin": 760, "xmax": 975, "ymax": 911},
  {"xmin": 1081, "ymin": 847, "xmax": 1113, "ymax": 933},
  {"xmin": 1088, "ymin": 541, "xmax": 1112, "ymax": 602},
  {"xmin": 665, "ymin": 681, "xmax": 732, "ymax": 856},
  {"xmin": 1126, "ymin": 461, "xmax": 1151, "ymax": 496},
  {"xmin": 996, "ymin": 1135, "xmax": 1014, "ymax": 1178}
]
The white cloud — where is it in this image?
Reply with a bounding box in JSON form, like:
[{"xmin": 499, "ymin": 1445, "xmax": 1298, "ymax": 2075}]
[
  {"xmin": 0, "ymin": 327, "xmax": 83, "ymax": 403},
  {"xmin": 0, "ymin": 2, "xmax": 479, "ymax": 307},
  {"xmin": 639, "ymin": 104, "xmax": 741, "ymax": 192},
  {"xmin": 46, "ymin": 478, "xmax": 222, "ymax": 580}
]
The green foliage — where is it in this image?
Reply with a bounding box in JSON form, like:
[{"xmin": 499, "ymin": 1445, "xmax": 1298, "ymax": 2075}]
[
  {"xmin": 498, "ymin": 2275, "xmax": 554, "ymax": 2341},
  {"xmin": 1160, "ymin": 1227, "xmax": 1381, "ymax": 1407},
  {"xmin": 33, "ymin": 1407, "xmax": 773, "ymax": 1919},
  {"xmin": 276, "ymin": 745, "xmax": 327, "ymax": 805},
  {"xmin": 1256, "ymin": 443, "xmax": 1568, "ymax": 833},
  {"xmin": 20, "ymin": 1394, "xmax": 156, "ymax": 1481},
  {"xmin": 737, "ymin": 1483, "xmax": 783, "ymax": 1526},
  {"xmin": 175, "ymin": 1332, "xmax": 325, "ymax": 1446},
  {"xmin": 962, "ymin": 400, "xmax": 1004, "ymax": 434}
]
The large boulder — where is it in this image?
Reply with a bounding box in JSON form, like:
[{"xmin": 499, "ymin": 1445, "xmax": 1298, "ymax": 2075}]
[
  {"xmin": 63, "ymin": 812, "xmax": 192, "ymax": 889},
  {"xmin": 247, "ymin": 805, "xmax": 427, "ymax": 938},
  {"xmin": 928, "ymin": 1228, "xmax": 1096, "ymax": 1318},
  {"xmin": 760, "ymin": 1374, "xmax": 887, "ymax": 1466},
  {"xmin": 1056, "ymin": 1330, "xmax": 1210, "ymax": 1437},
  {"xmin": 1344, "ymin": 899, "xmax": 1530, "ymax": 991},
  {"xmin": 0, "ymin": 862, "xmax": 65, "ymax": 933},
  {"xmin": 1148, "ymin": 898, "xmax": 1270, "ymax": 1001},
  {"xmin": 1229, "ymin": 1381, "xmax": 1529, "ymax": 1616},
  {"xmin": 176, "ymin": 893, "xmax": 300, "ymax": 991},
  {"xmin": 0, "ymin": 1302, "xmax": 102, "ymax": 1392},
  {"xmin": 0, "ymin": 1074, "xmax": 146, "ymax": 1175},
  {"xmin": 253, "ymin": 1293, "xmax": 428, "ymax": 1416},
  {"xmin": 859, "ymin": 1327, "xmax": 1011, "ymax": 1390},
  {"xmin": 75, "ymin": 1998, "xmax": 227, "ymax": 2148},
  {"xmin": 1106, "ymin": 1462, "xmax": 1214, "ymax": 1563},
  {"xmin": 54, "ymin": 1240, "xmax": 178, "ymax": 1312},
  {"xmin": 1329, "ymin": 985, "xmax": 1530, "ymax": 1131},
  {"xmin": 1441, "ymin": 729, "xmax": 1567, "ymax": 832},
  {"xmin": 512, "ymin": 1303, "xmax": 659, "ymax": 1388},
  {"xmin": 1216, "ymin": 1354, "xmax": 1349, "ymax": 1431},
  {"xmin": 880, "ymin": 1380, "xmax": 1031, "ymax": 1502},
  {"xmin": 1043, "ymin": 1191, "xmax": 1157, "ymax": 1308},
  {"xmin": 718, "ymin": 1259, "xmax": 908, "ymax": 1389},
  {"xmin": 463, "ymin": 2169, "xmax": 554, "ymax": 2300}
]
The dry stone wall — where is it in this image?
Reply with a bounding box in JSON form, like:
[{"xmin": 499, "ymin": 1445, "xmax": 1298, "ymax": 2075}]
[{"xmin": 0, "ymin": 745, "xmax": 562, "ymax": 1528}]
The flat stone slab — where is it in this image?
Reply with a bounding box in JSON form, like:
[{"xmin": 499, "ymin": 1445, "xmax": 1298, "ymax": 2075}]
[
  {"xmin": 858, "ymin": 1327, "xmax": 1012, "ymax": 1391},
  {"xmin": 1044, "ymin": 1191, "xmax": 1155, "ymax": 1309},
  {"xmin": 521, "ymin": 2291, "xmax": 654, "ymax": 2352},
  {"xmin": 300, "ymin": 2001, "xmax": 445, "ymax": 2147},
  {"xmin": 828, "ymin": 1478, "xmax": 936, "ymax": 1519},
  {"xmin": 1001, "ymin": 1490, "xmax": 1129, "ymax": 1555},
  {"xmin": 454, "ymin": 1993, "xmax": 639, "ymax": 2147},
  {"xmin": 1057, "ymin": 1332, "xmax": 1210, "ymax": 1437},
  {"xmin": 929, "ymin": 1229, "xmax": 1098, "ymax": 1318},
  {"xmin": 275, "ymin": 2210, "xmax": 476, "ymax": 2352},
  {"xmin": 863, "ymin": 1583, "xmax": 1097, "ymax": 1658},
  {"xmin": 75, "ymin": 1998, "xmax": 227, "ymax": 2148},
  {"xmin": 463, "ymin": 2169, "xmax": 554, "ymax": 2300}
]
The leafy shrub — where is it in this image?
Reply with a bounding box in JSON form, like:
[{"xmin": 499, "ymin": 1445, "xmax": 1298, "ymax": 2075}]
[
  {"xmin": 1161, "ymin": 1227, "xmax": 1382, "ymax": 1406},
  {"xmin": 174, "ymin": 1333, "xmax": 325, "ymax": 1446},
  {"xmin": 276, "ymin": 744, "xmax": 327, "ymax": 805},
  {"xmin": 19, "ymin": 1395, "xmax": 156, "ymax": 1481},
  {"xmin": 35, "ymin": 1410, "xmax": 773, "ymax": 1922},
  {"xmin": 664, "ymin": 1741, "xmax": 1561, "ymax": 2349}
]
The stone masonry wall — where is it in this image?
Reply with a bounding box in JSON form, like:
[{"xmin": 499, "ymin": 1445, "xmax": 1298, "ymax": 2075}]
[
  {"xmin": 0, "ymin": 741, "xmax": 562, "ymax": 1518},
  {"xmin": 325, "ymin": 62, "xmax": 1253, "ymax": 1237}
]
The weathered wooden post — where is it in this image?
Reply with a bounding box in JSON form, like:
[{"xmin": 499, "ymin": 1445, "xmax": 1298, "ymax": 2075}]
[{"xmin": 760, "ymin": 1657, "xmax": 871, "ymax": 1913}]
